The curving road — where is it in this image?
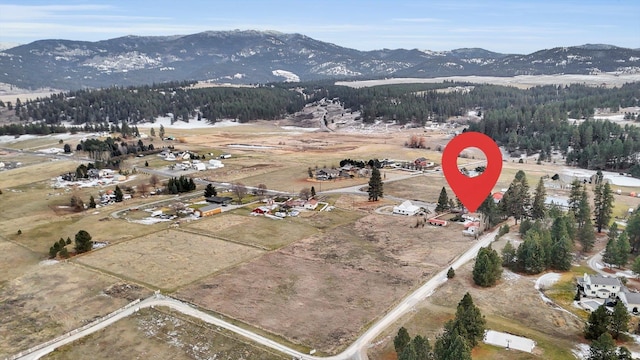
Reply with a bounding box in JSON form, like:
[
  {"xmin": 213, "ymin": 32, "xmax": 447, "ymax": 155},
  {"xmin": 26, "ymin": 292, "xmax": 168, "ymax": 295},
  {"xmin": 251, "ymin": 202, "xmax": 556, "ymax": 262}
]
[{"xmin": 15, "ymin": 226, "xmax": 499, "ymax": 360}]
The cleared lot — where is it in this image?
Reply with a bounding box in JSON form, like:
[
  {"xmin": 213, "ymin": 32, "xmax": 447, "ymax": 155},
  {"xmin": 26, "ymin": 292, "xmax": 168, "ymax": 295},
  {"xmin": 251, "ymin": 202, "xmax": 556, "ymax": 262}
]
[
  {"xmin": 77, "ymin": 230, "xmax": 264, "ymax": 290},
  {"xmin": 0, "ymin": 262, "xmax": 146, "ymax": 358},
  {"xmin": 177, "ymin": 208, "xmax": 476, "ymax": 354}
]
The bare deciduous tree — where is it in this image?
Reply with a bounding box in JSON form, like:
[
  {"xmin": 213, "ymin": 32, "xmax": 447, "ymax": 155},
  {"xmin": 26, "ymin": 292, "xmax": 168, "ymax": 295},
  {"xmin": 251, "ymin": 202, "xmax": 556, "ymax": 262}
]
[
  {"xmin": 257, "ymin": 183, "xmax": 268, "ymax": 196},
  {"xmin": 232, "ymin": 183, "xmax": 248, "ymax": 204},
  {"xmin": 149, "ymin": 174, "xmax": 159, "ymax": 189},
  {"xmin": 299, "ymin": 187, "xmax": 311, "ymax": 200}
]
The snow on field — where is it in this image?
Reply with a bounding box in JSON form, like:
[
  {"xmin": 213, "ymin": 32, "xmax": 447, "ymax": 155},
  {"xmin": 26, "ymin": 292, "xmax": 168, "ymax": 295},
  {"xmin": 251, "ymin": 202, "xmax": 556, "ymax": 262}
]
[
  {"xmin": 38, "ymin": 148, "xmax": 64, "ymax": 154},
  {"xmin": 39, "ymin": 259, "xmax": 59, "ymax": 266},
  {"xmin": 483, "ymin": 330, "xmax": 535, "ymax": 353},
  {"xmin": 136, "ymin": 116, "xmax": 244, "ymax": 129},
  {"xmin": 280, "ymin": 126, "xmax": 319, "ymax": 132},
  {"xmin": 0, "ymin": 131, "xmax": 104, "ymax": 145},
  {"xmin": 562, "ymin": 168, "xmax": 640, "ymax": 187},
  {"xmin": 336, "ymin": 74, "xmax": 640, "ymax": 88},
  {"xmin": 271, "ymin": 69, "xmax": 300, "ymax": 82},
  {"xmin": 129, "ymin": 217, "xmax": 171, "ymax": 225}
]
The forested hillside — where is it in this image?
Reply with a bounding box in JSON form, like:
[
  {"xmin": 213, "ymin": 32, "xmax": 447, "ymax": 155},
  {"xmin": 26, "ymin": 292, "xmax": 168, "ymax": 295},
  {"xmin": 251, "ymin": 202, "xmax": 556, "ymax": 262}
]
[{"xmin": 2, "ymin": 80, "xmax": 640, "ymax": 174}]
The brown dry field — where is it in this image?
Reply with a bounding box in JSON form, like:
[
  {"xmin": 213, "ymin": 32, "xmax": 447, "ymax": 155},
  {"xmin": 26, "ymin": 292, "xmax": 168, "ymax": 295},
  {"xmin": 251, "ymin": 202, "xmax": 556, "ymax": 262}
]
[
  {"xmin": 77, "ymin": 229, "xmax": 265, "ymax": 290},
  {"xmin": 3, "ymin": 117, "xmax": 640, "ymax": 358},
  {"xmin": 44, "ymin": 307, "xmax": 286, "ymax": 360},
  {"xmin": 367, "ymin": 230, "xmax": 585, "ymax": 360},
  {"xmin": 0, "ymin": 261, "xmax": 151, "ymax": 357},
  {"xmin": 176, "ymin": 199, "xmax": 480, "ymax": 354}
]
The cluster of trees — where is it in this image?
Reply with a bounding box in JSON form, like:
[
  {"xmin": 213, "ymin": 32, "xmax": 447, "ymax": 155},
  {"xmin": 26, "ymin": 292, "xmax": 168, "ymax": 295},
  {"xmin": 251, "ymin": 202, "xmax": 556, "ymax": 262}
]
[
  {"xmin": 77, "ymin": 137, "xmax": 155, "ymax": 163},
  {"xmin": 472, "ymin": 246, "xmax": 502, "ymax": 287},
  {"xmin": 502, "ymin": 216, "xmax": 575, "ymax": 274},
  {"xmin": 585, "ymin": 302, "xmax": 630, "ymax": 342},
  {"xmin": 394, "ymin": 293, "xmax": 485, "ymax": 360},
  {"xmin": 338, "ymin": 158, "xmax": 382, "ymax": 169},
  {"xmin": 602, "ymin": 224, "xmax": 631, "ymax": 269},
  {"xmin": 435, "ymin": 187, "xmax": 463, "ymax": 213},
  {"xmin": 49, "ymin": 237, "xmax": 72, "ymax": 258},
  {"xmin": 166, "ymin": 176, "xmax": 196, "ymax": 194},
  {"xmin": 12, "ymin": 82, "xmax": 306, "ymax": 126},
  {"xmin": 48, "ymin": 230, "xmax": 93, "ymax": 258},
  {"xmin": 478, "ymin": 170, "xmax": 609, "ymax": 254}
]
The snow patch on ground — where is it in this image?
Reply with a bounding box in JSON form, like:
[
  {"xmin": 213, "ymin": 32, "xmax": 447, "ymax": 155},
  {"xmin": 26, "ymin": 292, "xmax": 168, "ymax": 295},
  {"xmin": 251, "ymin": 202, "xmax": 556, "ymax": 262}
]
[
  {"xmin": 280, "ymin": 126, "xmax": 319, "ymax": 132},
  {"xmin": 136, "ymin": 117, "xmax": 244, "ymax": 129},
  {"xmin": 39, "ymin": 259, "xmax": 59, "ymax": 266},
  {"xmin": 502, "ymin": 270, "xmax": 521, "ymax": 281},
  {"xmin": 129, "ymin": 218, "xmax": 171, "ymax": 225},
  {"xmin": 572, "ymin": 343, "xmax": 590, "ymax": 359},
  {"xmin": 271, "ymin": 69, "xmax": 300, "ymax": 82}
]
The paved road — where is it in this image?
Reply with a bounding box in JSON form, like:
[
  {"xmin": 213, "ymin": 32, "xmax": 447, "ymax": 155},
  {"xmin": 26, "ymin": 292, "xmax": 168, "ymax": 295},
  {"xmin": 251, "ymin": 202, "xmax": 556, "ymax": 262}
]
[{"xmin": 15, "ymin": 226, "xmax": 499, "ymax": 360}]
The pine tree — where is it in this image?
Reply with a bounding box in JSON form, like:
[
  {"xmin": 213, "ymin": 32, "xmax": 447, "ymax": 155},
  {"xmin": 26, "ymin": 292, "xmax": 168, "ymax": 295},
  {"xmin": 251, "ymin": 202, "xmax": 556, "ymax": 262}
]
[
  {"xmin": 150, "ymin": 127, "xmax": 156, "ymax": 137},
  {"xmin": 531, "ymin": 177, "xmax": 547, "ymax": 220},
  {"xmin": 502, "ymin": 170, "xmax": 531, "ymax": 224},
  {"xmin": 89, "ymin": 195, "xmax": 96, "ymax": 208},
  {"xmin": 585, "ymin": 305, "xmax": 611, "ymax": 340},
  {"xmin": 577, "ymin": 188, "xmax": 591, "ymax": 230},
  {"xmin": 453, "ymin": 292, "xmax": 486, "ymax": 347},
  {"xmin": 568, "ymin": 179, "xmax": 583, "ymax": 214},
  {"xmin": 367, "ymin": 167, "xmax": 383, "ymax": 201},
  {"xmin": 204, "ymin": 184, "xmax": 217, "ymax": 198},
  {"xmin": 159, "ymin": 124, "xmax": 165, "ymax": 139},
  {"xmin": 436, "ymin": 187, "xmax": 450, "ymax": 213},
  {"xmin": 394, "ymin": 327, "xmax": 411, "ymax": 355},
  {"xmin": 616, "ymin": 233, "xmax": 631, "ymax": 268},
  {"xmin": 433, "ymin": 322, "xmax": 472, "ymax": 360},
  {"xmin": 594, "ymin": 181, "xmax": 614, "ymax": 233},
  {"xmin": 447, "ymin": 267, "xmax": 455, "ymax": 279},
  {"xmin": 310, "ymin": 186, "xmax": 316, "ymax": 198},
  {"xmin": 550, "ymin": 235, "xmax": 573, "ymax": 271},
  {"xmin": 74, "ymin": 230, "xmax": 93, "ymax": 254},
  {"xmin": 114, "ymin": 185, "xmax": 123, "ymax": 202},
  {"xmin": 587, "ymin": 333, "xmax": 617, "ymax": 360},
  {"xmin": 501, "ymin": 241, "xmax": 516, "ymax": 269},
  {"xmin": 610, "ymin": 301, "xmax": 630, "ymax": 339},
  {"xmin": 603, "ymin": 236, "xmax": 619, "ymax": 267},
  {"xmin": 517, "ymin": 230, "xmax": 547, "ymax": 274},
  {"xmin": 579, "ymin": 215, "xmax": 596, "ymax": 253},
  {"xmin": 633, "ymin": 256, "xmax": 640, "ymax": 277},
  {"xmin": 411, "ymin": 335, "xmax": 432, "ymax": 360}
]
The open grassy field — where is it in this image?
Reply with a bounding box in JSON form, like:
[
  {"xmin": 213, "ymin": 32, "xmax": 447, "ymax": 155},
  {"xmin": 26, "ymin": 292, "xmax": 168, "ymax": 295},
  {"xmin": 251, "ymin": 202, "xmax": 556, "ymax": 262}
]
[
  {"xmin": 4, "ymin": 113, "xmax": 640, "ymax": 358},
  {"xmin": 44, "ymin": 307, "xmax": 287, "ymax": 360},
  {"xmin": 176, "ymin": 205, "xmax": 477, "ymax": 354},
  {"xmin": 0, "ymin": 261, "xmax": 150, "ymax": 358},
  {"xmin": 76, "ymin": 229, "xmax": 264, "ymax": 291}
]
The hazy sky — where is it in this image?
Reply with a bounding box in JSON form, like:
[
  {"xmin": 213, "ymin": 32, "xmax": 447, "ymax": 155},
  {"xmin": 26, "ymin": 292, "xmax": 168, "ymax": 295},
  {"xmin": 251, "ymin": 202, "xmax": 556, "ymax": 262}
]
[{"xmin": 0, "ymin": 0, "xmax": 638, "ymax": 53}]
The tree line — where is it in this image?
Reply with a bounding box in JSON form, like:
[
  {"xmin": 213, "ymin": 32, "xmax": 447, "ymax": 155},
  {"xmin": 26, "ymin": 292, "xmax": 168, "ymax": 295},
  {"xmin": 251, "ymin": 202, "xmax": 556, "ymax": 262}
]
[{"xmin": 394, "ymin": 292, "xmax": 485, "ymax": 360}]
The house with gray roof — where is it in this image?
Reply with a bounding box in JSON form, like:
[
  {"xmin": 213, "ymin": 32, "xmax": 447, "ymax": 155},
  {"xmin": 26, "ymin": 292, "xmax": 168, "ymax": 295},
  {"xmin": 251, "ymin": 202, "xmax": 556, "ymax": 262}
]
[
  {"xmin": 577, "ymin": 273, "xmax": 622, "ymax": 299},
  {"xmin": 618, "ymin": 288, "xmax": 640, "ymax": 314}
]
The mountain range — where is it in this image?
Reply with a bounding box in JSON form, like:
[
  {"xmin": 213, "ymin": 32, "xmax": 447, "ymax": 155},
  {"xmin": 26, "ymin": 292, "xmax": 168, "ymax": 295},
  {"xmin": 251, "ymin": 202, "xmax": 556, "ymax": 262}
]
[{"xmin": 1, "ymin": 30, "xmax": 639, "ymax": 90}]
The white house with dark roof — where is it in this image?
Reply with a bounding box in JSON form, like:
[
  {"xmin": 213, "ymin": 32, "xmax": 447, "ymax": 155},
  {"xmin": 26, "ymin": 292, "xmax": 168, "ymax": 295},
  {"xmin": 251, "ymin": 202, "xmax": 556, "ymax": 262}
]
[
  {"xmin": 577, "ymin": 273, "xmax": 622, "ymax": 299},
  {"xmin": 618, "ymin": 288, "xmax": 640, "ymax": 314}
]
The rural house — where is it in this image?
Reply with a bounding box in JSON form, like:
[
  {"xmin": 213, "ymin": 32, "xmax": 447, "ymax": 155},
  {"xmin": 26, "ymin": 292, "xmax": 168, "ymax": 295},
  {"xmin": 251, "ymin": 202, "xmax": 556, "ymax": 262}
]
[
  {"xmin": 618, "ymin": 288, "xmax": 640, "ymax": 314},
  {"xmin": 195, "ymin": 204, "xmax": 222, "ymax": 217},
  {"xmin": 414, "ymin": 157, "xmax": 429, "ymax": 167},
  {"xmin": 577, "ymin": 273, "xmax": 622, "ymax": 299},
  {"xmin": 315, "ymin": 168, "xmax": 340, "ymax": 181},
  {"xmin": 393, "ymin": 200, "xmax": 421, "ymax": 216}
]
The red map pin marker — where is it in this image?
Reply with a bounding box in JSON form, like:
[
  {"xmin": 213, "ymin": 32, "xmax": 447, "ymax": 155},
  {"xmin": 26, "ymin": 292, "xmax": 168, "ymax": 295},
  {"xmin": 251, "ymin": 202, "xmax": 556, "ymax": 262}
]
[{"xmin": 442, "ymin": 132, "xmax": 502, "ymax": 213}]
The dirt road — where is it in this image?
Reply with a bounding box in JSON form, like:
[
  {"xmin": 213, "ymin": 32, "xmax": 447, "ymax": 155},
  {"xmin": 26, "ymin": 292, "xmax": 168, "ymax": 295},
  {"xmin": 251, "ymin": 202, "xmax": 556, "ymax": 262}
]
[{"xmin": 15, "ymin": 226, "xmax": 499, "ymax": 360}]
